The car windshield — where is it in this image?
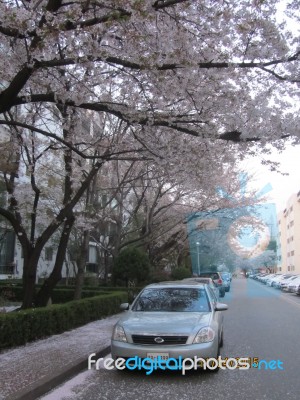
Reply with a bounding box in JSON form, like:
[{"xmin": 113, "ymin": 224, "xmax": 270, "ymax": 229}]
[{"xmin": 132, "ymin": 287, "xmax": 210, "ymax": 312}]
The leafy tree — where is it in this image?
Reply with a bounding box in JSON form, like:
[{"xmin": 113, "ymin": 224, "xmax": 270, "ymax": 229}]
[
  {"xmin": 113, "ymin": 247, "xmax": 151, "ymax": 285},
  {"xmin": 171, "ymin": 266, "xmax": 191, "ymax": 280}
]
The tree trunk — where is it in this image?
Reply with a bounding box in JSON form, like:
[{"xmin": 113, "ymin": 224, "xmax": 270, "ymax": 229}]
[
  {"xmin": 34, "ymin": 215, "xmax": 75, "ymax": 307},
  {"xmin": 73, "ymin": 230, "xmax": 90, "ymax": 300},
  {"xmin": 104, "ymin": 249, "xmax": 109, "ymax": 285},
  {"xmin": 22, "ymin": 260, "xmax": 38, "ymax": 309},
  {"xmin": 21, "ymin": 247, "xmax": 41, "ymax": 309}
]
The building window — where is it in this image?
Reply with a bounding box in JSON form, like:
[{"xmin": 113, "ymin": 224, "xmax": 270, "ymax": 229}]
[
  {"xmin": 88, "ymin": 245, "xmax": 97, "ymax": 264},
  {"xmin": 45, "ymin": 247, "xmax": 53, "ymax": 261}
]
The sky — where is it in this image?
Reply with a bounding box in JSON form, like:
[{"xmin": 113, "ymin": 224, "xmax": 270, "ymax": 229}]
[{"xmin": 243, "ymin": 142, "xmax": 300, "ymax": 214}]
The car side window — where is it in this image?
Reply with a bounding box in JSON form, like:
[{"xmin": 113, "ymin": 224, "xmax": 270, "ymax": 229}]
[{"xmin": 206, "ymin": 286, "xmax": 217, "ymax": 306}]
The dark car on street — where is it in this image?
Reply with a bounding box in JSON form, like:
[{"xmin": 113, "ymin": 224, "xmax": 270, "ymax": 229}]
[
  {"xmin": 221, "ymin": 272, "xmax": 231, "ymax": 292},
  {"xmin": 198, "ymin": 271, "xmax": 226, "ymax": 298}
]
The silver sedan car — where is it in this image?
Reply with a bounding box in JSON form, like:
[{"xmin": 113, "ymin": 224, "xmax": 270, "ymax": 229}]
[{"xmin": 111, "ymin": 282, "xmax": 228, "ymax": 371}]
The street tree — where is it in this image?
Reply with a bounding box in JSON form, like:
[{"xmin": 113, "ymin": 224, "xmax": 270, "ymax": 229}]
[
  {"xmin": 0, "ymin": 0, "xmax": 299, "ymax": 307},
  {"xmin": 94, "ymin": 144, "xmax": 259, "ymax": 271},
  {"xmin": 0, "ymin": 0, "xmax": 299, "ymax": 146}
]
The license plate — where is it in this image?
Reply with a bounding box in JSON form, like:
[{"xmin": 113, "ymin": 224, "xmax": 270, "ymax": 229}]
[{"xmin": 146, "ymin": 352, "xmax": 169, "ymax": 360}]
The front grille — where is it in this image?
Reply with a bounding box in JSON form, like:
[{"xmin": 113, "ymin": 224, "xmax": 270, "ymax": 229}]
[{"xmin": 131, "ymin": 335, "xmax": 188, "ymax": 345}]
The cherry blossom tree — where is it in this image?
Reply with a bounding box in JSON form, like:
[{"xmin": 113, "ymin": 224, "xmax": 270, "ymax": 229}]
[
  {"xmin": 0, "ymin": 0, "xmax": 299, "ymax": 308},
  {"xmin": 0, "ymin": 0, "xmax": 299, "ymax": 143},
  {"xmin": 90, "ymin": 144, "xmax": 259, "ymax": 273}
]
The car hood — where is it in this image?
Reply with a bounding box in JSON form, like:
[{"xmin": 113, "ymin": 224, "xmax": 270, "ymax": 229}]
[{"xmin": 117, "ymin": 311, "xmax": 212, "ymax": 336}]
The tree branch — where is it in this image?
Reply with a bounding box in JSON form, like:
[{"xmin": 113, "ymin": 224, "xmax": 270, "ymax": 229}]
[{"xmin": 153, "ymin": 0, "xmax": 188, "ymax": 10}]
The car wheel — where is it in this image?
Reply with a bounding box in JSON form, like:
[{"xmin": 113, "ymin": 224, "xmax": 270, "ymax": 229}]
[
  {"xmin": 208, "ymin": 347, "xmax": 220, "ymax": 373},
  {"xmin": 220, "ymin": 290, "xmax": 225, "ymax": 298}
]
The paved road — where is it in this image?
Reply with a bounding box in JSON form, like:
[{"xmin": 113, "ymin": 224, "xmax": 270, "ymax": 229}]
[{"xmin": 40, "ymin": 279, "xmax": 300, "ymax": 400}]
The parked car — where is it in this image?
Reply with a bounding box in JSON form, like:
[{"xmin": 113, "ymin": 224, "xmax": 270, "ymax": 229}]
[
  {"xmin": 254, "ymin": 273, "xmax": 269, "ymax": 282},
  {"xmin": 182, "ymin": 277, "xmax": 220, "ymax": 299},
  {"xmin": 279, "ymin": 275, "xmax": 298, "ymax": 290},
  {"xmin": 198, "ymin": 271, "xmax": 226, "ymax": 298},
  {"xmin": 287, "ymin": 277, "xmax": 300, "ymax": 293},
  {"xmin": 271, "ymin": 275, "xmax": 292, "ymax": 288},
  {"xmin": 265, "ymin": 274, "xmax": 284, "ymax": 286},
  {"xmin": 220, "ymin": 272, "xmax": 231, "ymax": 292},
  {"xmin": 111, "ymin": 282, "xmax": 228, "ymax": 371},
  {"xmin": 293, "ymin": 283, "xmax": 300, "ymax": 295},
  {"xmin": 262, "ymin": 274, "xmax": 278, "ymax": 285}
]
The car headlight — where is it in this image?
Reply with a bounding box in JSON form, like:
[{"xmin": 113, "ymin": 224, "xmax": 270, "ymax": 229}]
[
  {"xmin": 193, "ymin": 327, "xmax": 215, "ymax": 344},
  {"xmin": 112, "ymin": 325, "xmax": 127, "ymax": 342}
]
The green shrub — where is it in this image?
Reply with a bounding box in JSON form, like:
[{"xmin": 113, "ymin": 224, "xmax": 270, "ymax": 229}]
[
  {"xmin": 171, "ymin": 266, "xmax": 191, "ymax": 280},
  {"xmin": 149, "ymin": 269, "xmax": 171, "ymax": 283},
  {"xmin": 0, "ymin": 286, "xmax": 24, "ymax": 302},
  {"xmin": 0, "ymin": 291, "xmax": 127, "ymax": 351},
  {"xmin": 0, "ymin": 279, "xmax": 22, "ymax": 286},
  {"xmin": 51, "ymin": 289, "xmax": 107, "ymax": 304},
  {"xmin": 0, "ymin": 286, "xmax": 111, "ymax": 305},
  {"xmin": 113, "ymin": 247, "xmax": 151, "ymax": 285}
]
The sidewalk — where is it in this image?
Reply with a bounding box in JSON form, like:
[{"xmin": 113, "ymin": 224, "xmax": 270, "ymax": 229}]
[{"xmin": 0, "ymin": 314, "xmax": 122, "ymax": 400}]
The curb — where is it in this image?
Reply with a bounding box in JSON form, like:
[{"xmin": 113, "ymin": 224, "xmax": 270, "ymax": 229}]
[{"xmin": 7, "ymin": 346, "xmax": 111, "ymax": 400}]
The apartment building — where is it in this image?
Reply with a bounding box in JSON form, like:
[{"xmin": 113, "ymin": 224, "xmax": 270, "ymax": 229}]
[
  {"xmin": 0, "ymin": 111, "xmax": 116, "ymax": 282},
  {"xmin": 277, "ymin": 192, "xmax": 300, "ymax": 274}
]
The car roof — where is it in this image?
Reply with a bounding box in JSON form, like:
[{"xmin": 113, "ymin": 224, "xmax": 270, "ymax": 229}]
[
  {"xmin": 199, "ymin": 271, "xmax": 221, "ymax": 275},
  {"xmin": 182, "ymin": 277, "xmax": 213, "ymax": 283},
  {"xmin": 144, "ymin": 282, "xmax": 207, "ymax": 289}
]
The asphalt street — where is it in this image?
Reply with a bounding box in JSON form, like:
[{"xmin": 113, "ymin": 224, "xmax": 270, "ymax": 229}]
[{"xmin": 40, "ymin": 278, "xmax": 300, "ymax": 400}]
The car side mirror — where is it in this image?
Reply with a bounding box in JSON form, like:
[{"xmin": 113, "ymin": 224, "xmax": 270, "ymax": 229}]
[
  {"xmin": 120, "ymin": 303, "xmax": 130, "ymax": 311},
  {"xmin": 215, "ymin": 303, "xmax": 228, "ymax": 311}
]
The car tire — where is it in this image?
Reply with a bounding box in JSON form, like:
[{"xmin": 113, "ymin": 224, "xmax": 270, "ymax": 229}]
[
  {"xmin": 208, "ymin": 347, "xmax": 220, "ymax": 373},
  {"xmin": 220, "ymin": 289, "xmax": 225, "ymax": 298}
]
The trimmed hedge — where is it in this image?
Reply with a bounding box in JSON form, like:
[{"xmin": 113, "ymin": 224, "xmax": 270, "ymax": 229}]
[
  {"xmin": 51, "ymin": 289, "xmax": 108, "ymax": 304},
  {"xmin": 0, "ymin": 286, "xmax": 110, "ymax": 304},
  {"xmin": 0, "ymin": 291, "xmax": 127, "ymax": 351},
  {"xmin": 0, "ymin": 279, "xmax": 22, "ymax": 285},
  {"xmin": 0, "ymin": 285, "xmax": 142, "ymax": 304}
]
